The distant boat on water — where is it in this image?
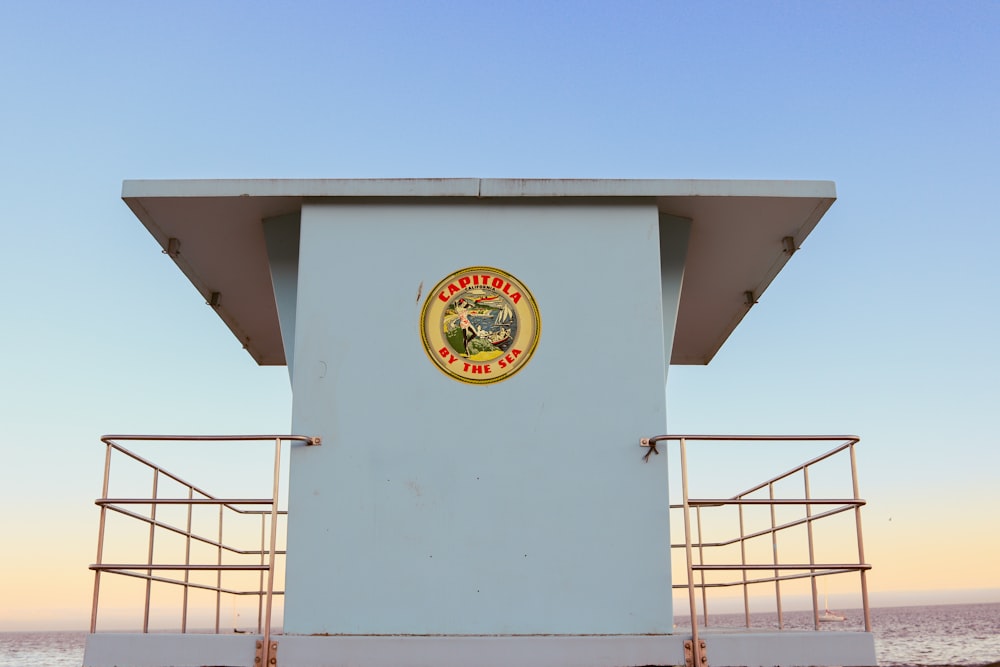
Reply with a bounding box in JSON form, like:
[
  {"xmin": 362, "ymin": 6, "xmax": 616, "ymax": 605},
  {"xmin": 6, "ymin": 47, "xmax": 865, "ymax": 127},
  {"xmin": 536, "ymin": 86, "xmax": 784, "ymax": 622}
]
[
  {"xmin": 818, "ymin": 609, "xmax": 846, "ymax": 622},
  {"xmin": 819, "ymin": 590, "xmax": 846, "ymax": 622}
]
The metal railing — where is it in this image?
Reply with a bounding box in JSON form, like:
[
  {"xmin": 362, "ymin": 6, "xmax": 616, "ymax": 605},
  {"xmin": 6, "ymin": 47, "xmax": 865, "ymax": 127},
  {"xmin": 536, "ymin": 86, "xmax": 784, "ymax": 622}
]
[
  {"xmin": 641, "ymin": 435, "xmax": 871, "ymax": 666},
  {"xmin": 89, "ymin": 435, "xmax": 320, "ymax": 659}
]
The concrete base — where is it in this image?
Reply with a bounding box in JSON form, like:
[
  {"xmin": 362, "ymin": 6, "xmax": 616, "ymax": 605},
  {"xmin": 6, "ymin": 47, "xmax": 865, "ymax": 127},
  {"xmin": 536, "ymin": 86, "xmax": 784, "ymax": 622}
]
[
  {"xmin": 84, "ymin": 631, "xmax": 877, "ymax": 667},
  {"xmin": 83, "ymin": 633, "xmax": 258, "ymax": 667},
  {"xmin": 697, "ymin": 629, "xmax": 876, "ymax": 666}
]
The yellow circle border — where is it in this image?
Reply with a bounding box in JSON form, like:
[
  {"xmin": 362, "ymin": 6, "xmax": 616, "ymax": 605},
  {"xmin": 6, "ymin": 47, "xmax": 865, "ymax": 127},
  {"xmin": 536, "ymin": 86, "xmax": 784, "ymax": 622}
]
[{"xmin": 420, "ymin": 266, "xmax": 541, "ymax": 385}]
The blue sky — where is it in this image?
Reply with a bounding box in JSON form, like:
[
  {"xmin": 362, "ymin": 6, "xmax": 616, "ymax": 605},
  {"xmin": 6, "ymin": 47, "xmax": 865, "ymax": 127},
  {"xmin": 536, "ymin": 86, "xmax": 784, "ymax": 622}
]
[{"xmin": 1, "ymin": 1, "xmax": 998, "ymax": 629}]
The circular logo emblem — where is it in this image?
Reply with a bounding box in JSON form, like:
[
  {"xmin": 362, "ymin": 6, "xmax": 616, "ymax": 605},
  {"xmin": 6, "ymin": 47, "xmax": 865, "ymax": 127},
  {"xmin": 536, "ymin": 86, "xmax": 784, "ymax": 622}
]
[{"xmin": 421, "ymin": 266, "xmax": 541, "ymax": 384}]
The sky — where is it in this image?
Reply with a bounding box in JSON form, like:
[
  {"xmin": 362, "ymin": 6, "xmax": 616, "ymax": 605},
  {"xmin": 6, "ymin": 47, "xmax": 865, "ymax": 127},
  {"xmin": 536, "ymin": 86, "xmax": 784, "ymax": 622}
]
[{"xmin": 1, "ymin": 1, "xmax": 998, "ymax": 631}]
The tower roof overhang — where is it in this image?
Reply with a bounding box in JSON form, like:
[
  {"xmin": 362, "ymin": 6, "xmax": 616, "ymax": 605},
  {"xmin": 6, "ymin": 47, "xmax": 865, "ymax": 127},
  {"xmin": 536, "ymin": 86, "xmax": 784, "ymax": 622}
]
[{"xmin": 122, "ymin": 178, "xmax": 836, "ymax": 366}]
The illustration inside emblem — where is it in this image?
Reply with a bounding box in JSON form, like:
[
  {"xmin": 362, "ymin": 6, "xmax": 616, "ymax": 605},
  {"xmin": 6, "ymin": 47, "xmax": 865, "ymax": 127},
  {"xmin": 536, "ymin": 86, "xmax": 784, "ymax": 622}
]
[{"xmin": 444, "ymin": 291, "xmax": 518, "ymax": 362}]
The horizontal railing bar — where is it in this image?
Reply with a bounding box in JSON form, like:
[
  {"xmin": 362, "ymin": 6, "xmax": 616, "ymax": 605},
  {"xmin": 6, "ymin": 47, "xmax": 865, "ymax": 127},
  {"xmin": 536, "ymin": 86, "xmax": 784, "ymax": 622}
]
[
  {"xmin": 91, "ymin": 564, "xmax": 271, "ymax": 571},
  {"xmin": 692, "ymin": 563, "xmax": 871, "ymax": 571},
  {"xmin": 646, "ymin": 435, "xmax": 860, "ymax": 443},
  {"xmin": 103, "ymin": 434, "xmax": 321, "ymax": 444},
  {"xmin": 682, "ymin": 498, "xmax": 864, "ymax": 506},
  {"xmin": 669, "ymin": 499, "xmax": 860, "ymax": 509},
  {"xmin": 98, "ymin": 498, "xmax": 277, "ymax": 506},
  {"xmin": 673, "ymin": 567, "xmax": 866, "ymax": 589},
  {"xmin": 94, "ymin": 568, "xmax": 281, "ymax": 596},
  {"xmin": 100, "ymin": 504, "xmax": 286, "ymax": 555},
  {"xmin": 98, "ymin": 496, "xmax": 287, "ymax": 516}
]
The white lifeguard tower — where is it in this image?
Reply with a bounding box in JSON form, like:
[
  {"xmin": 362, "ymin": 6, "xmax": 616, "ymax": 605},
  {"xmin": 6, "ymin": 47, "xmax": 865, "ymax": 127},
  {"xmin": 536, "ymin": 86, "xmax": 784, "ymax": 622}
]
[{"xmin": 84, "ymin": 179, "xmax": 875, "ymax": 667}]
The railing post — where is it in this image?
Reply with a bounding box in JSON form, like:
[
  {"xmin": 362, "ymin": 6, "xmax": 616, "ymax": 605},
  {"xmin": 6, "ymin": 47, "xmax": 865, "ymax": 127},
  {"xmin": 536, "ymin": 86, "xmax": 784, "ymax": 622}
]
[
  {"xmin": 143, "ymin": 469, "xmax": 160, "ymax": 634},
  {"xmin": 90, "ymin": 441, "xmax": 114, "ymax": 634},
  {"xmin": 738, "ymin": 501, "xmax": 750, "ymax": 628},
  {"xmin": 850, "ymin": 442, "xmax": 871, "ymax": 632},
  {"xmin": 258, "ymin": 512, "xmax": 266, "ymax": 633},
  {"xmin": 216, "ymin": 503, "xmax": 223, "ymax": 634},
  {"xmin": 696, "ymin": 506, "xmax": 708, "ymax": 627},
  {"xmin": 769, "ymin": 481, "xmax": 782, "ymax": 629},
  {"xmin": 679, "ymin": 438, "xmax": 702, "ymax": 667},
  {"xmin": 262, "ymin": 438, "xmax": 282, "ymax": 665},
  {"xmin": 182, "ymin": 485, "xmax": 193, "ymax": 633},
  {"xmin": 804, "ymin": 466, "xmax": 819, "ymax": 630}
]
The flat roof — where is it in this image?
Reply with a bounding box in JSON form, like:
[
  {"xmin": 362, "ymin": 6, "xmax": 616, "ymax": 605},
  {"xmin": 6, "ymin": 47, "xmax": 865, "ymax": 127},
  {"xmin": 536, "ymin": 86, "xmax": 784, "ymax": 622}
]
[{"xmin": 122, "ymin": 178, "xmax": 836, "ymax": 366}]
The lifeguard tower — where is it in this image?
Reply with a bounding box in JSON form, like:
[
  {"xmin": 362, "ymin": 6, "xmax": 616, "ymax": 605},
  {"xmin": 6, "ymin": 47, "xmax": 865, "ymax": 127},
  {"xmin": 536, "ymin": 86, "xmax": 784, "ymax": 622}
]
[{"xmin": 84, "ymin": 179, "xmax": 875, "ymax": 667}]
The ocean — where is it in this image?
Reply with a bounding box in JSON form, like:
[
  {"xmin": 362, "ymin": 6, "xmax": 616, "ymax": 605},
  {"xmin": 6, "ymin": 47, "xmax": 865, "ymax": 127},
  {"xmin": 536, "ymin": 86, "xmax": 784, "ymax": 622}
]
[
  {"xmin": 676, "ymin": 601, "xmax": 1000, "ymax": 666},
  {"xmin": 1, "ymin": 601, "xmax": 997, "ymax": 667}
]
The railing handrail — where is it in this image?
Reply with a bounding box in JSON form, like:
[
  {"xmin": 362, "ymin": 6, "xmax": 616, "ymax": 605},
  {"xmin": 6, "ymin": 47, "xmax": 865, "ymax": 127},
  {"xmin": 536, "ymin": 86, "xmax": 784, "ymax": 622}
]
[
  {"xmin": 99, "ymin": 435, "xmax": 319, "ymax": 507},
  {"xmin": 677, "ymin": 498, "xmax": 864, "ymax": 506},
  {"xmin": 645, "ymin": 434, "xmax": 860, "ymax": 442},
  {"xmin": 101, "ymin": 434, "xmax": 322, "ymax": 443},
  {"xmin": 91, "ymin": 563, "xmax": 274, "ymax": 570},
  {"xmin": 641, "ymin": 434, "xmax": 870, "ymax": 667},
  {"xmin": 690, "ymin": 563, "xmax": 872, "ymax": 571},
  {"xmin": 90, "ymin": 434, "xmax": 320, "ymax": 665},
  {"xmin": 644, "ymin": 434, "xmax": 860, "ymax": 498},
  {"xmin": 97, "ymin": 498, "xmax": 282, "ymax": 505}
]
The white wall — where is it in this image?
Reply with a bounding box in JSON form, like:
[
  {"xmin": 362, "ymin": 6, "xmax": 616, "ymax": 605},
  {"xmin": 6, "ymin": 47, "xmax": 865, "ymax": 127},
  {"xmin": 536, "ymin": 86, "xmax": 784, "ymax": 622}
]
[{"xmin": 281, "ymin": 201, "xmax": 681, "ymax": 635}]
